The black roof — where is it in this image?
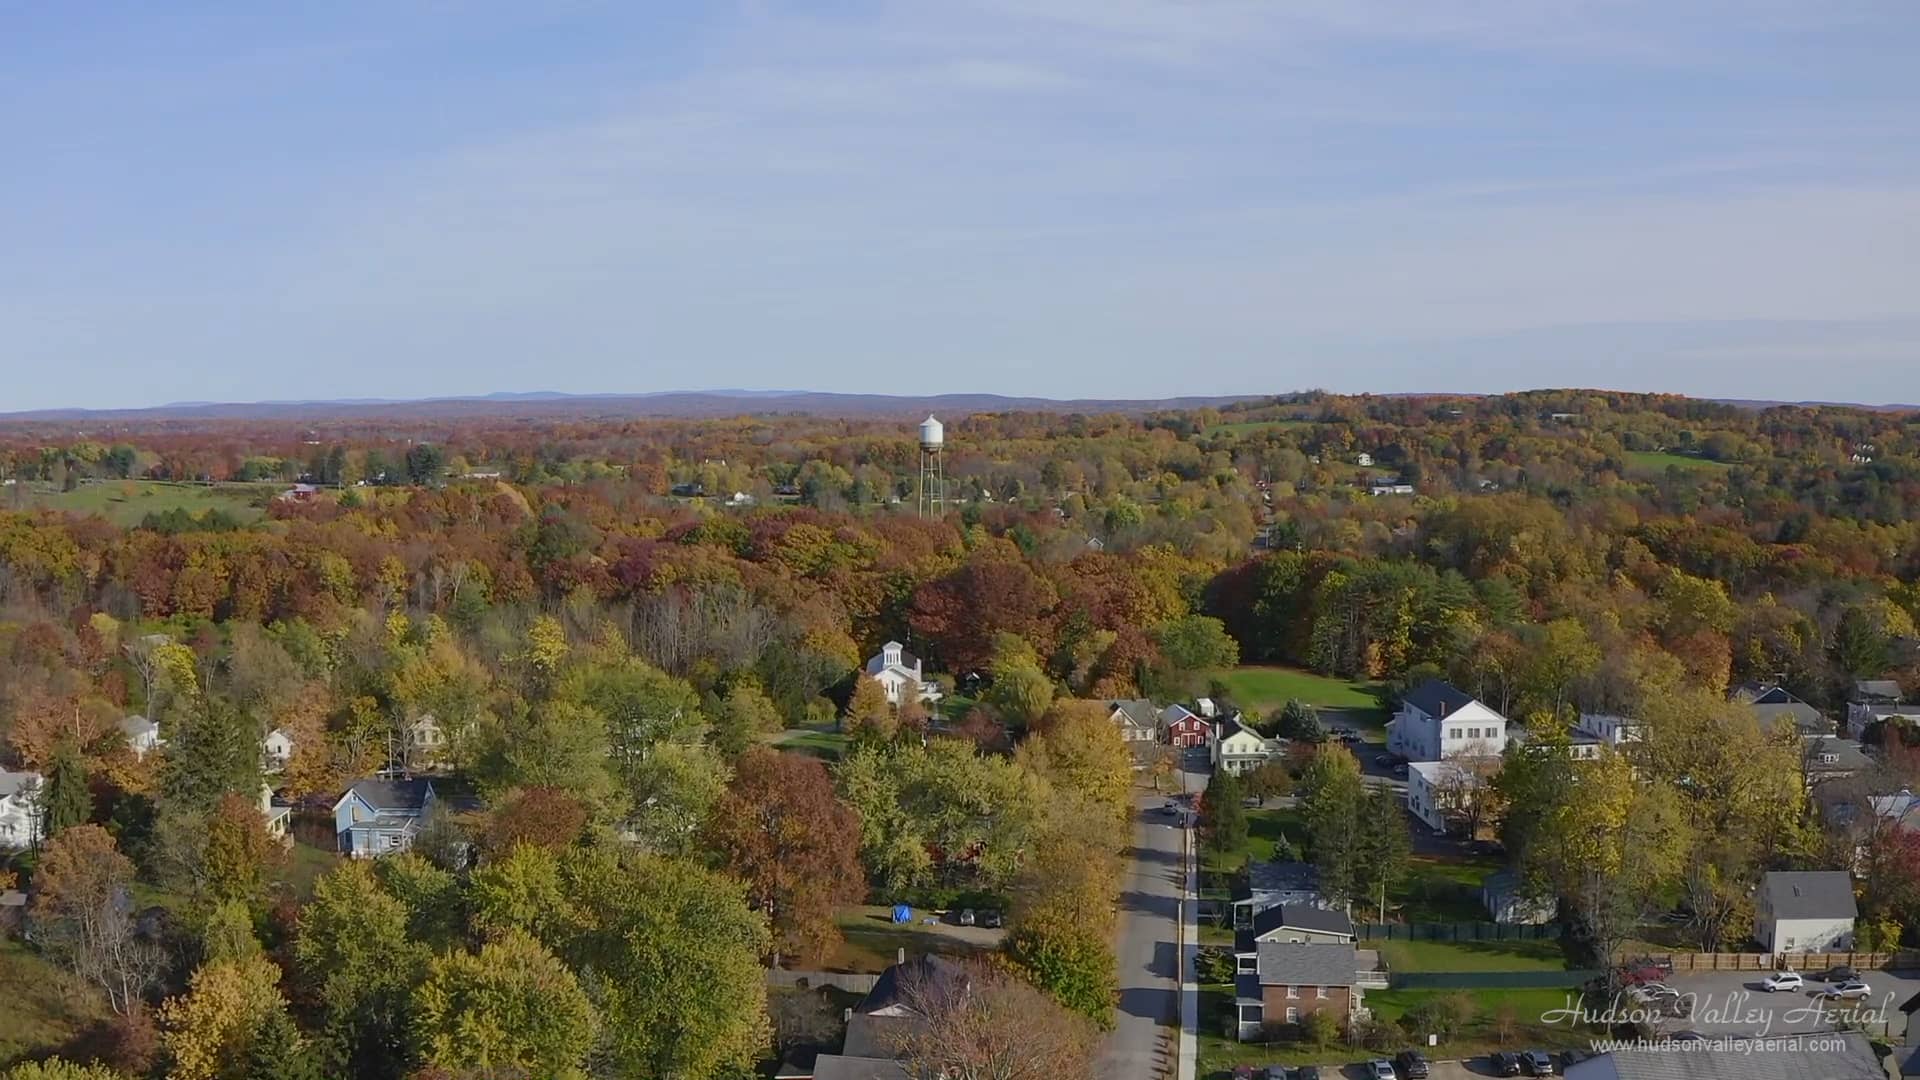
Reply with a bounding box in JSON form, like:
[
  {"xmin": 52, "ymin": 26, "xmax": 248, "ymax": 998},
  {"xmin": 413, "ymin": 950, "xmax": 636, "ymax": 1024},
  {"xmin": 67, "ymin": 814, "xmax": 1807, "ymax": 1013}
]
[
  {"xmin": 1403, "ymin": 679, "xmax": 1476, "ymax": 718},
  {"xmin": 859, "ymin": 954, "xmax": 969, "ymax": 1016},
  {"xmin": 1253, "ymin": 902, "xmax": 1354, "ymax": 939}
]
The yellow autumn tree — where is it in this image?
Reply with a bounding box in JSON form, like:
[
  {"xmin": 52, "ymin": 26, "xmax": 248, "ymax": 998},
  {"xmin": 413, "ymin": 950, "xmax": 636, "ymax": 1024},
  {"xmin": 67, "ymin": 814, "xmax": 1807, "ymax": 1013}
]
[{"xmin": 158, "ymin": 956, "xmax": 292, "ymax": 1080}]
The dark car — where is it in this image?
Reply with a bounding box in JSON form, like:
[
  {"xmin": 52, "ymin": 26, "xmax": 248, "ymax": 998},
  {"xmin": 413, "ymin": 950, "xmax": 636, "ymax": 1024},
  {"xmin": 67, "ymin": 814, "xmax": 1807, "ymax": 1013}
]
[
  {"xmin": 1231, "ymin": 1067, "xmax": 1256, "ymax": 1080},
  {"xmin": 1295, "ymin": 1069, "xmax": 1321, "ymax": 1080},
  {"xmin": 1817, "ymin": 964, "xmax": 1859, "ymax": 982},
  {"xmin": 1374, "ymin": 753, "xmax": 1397, "ymax": 767},
  {"xmin": 1521, "ymin": 1049, "xmax": 1555, "ymax": 1076},
  {"xmin": 1489, "ymin": 1051, "xmax": 1523, "ymax": 1077},
  {"xmin": 1469, "ymin": 839, "xmax": 1506, "ymax": 857},
  {"xmin": 1392, "ymin": 762, "xmax": 1410, "ymax": 778},
  {"xmin": 1560, "ymin": 1049, "xmax": 1593, "ymax": 1068},
  {"xmin": 1394, "ymin": 1050, "xmax": 1431, "ymax": 1078},
  {"xmin": 1260, "ymin": 1068, "xmax": 1291, "ymax": 1080}
]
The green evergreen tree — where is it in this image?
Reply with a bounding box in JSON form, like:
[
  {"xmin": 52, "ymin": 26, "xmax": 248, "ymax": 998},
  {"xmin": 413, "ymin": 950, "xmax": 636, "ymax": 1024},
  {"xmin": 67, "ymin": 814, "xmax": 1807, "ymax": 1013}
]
[
  {"xmin": 40, "ymin": 743, "xmax": 92, "ymax": 837},
  {"xmin": 1201, "ymin": 771, "xmax": 1248, "ymax": 860}
]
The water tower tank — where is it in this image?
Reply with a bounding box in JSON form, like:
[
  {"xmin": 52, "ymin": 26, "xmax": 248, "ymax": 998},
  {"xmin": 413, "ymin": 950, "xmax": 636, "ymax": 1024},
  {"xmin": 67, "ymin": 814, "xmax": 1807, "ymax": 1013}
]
[{"xmin": 919, "ymin": 415, "xmax": 944, "ymax": 448}]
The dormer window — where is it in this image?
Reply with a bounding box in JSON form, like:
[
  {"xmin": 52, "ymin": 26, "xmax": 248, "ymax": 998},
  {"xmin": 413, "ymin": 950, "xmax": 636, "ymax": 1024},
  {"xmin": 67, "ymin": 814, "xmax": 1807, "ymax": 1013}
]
[{"xmin": 1820, "ymin": 753, "xmax": 1839, "ymax": 765}]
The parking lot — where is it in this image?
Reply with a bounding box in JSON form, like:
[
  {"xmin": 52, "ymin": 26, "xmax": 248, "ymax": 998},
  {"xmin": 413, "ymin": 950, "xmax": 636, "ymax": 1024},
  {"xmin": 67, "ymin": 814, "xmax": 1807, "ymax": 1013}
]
[{"xmin": 1657, "ymin": 969, "xmax": 1920, "ymax": 1039}]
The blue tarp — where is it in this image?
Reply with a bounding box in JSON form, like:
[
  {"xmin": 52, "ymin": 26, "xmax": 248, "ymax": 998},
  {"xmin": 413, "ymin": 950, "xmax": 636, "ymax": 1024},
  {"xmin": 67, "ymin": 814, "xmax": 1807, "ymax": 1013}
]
[{"xmin": 891, "ymin": 904, "xmax": 913, "ymax": 924}]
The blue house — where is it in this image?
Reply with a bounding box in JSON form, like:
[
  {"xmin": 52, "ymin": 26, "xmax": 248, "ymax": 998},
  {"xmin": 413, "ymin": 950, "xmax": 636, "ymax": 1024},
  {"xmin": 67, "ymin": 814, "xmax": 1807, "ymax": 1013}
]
[{"xmin": 332, "ymin": 778, "xmax": 436, "ymax": 858}]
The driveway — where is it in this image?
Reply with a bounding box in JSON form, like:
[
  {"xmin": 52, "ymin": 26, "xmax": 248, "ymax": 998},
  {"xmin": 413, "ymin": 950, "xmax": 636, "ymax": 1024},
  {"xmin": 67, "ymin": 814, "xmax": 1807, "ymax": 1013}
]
[
  {"xmin": 1661, "ymin": 969, "xmax": 1918, "ymax": 1040},
  {"xmin": 1101, "ymin": 761, "xmax": 1206, "ymax": 1080}
]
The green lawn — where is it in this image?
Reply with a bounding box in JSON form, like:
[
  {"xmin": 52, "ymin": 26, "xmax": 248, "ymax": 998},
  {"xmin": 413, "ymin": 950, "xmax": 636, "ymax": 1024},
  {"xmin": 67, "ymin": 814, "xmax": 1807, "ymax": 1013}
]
[
  {"xmin": 1197, "ymin": 987, "xmax": 1597, "ymax": 1078},
  {"xmin": 1623, "ymin": 450, "xmax": 1734, "ymax": 474},
  {"xmin": 826, "ymin": 910, "xmax": 998, "ymax": 973},
  {"xmin": 0, "ymin": 940, "xmax": 109, "ymax": 1067},
  {"xmin": 6, "ymin": 480, "xmax": 276, "ymax": 526},
  {"xmin": 1209, "ymin": 666, "xmax": 1387, "ymax": 726},
  {"xmin": 772, "ymin": 725, "xmax": 852, "ymax": 761},
  {"xmin": 1377, "ymin": 938, "xmax": 1570, "ymax": 973},
  {"xmin": 1204, "ymin": 806, "xmax": 1306, "ymax": 875},
  {"xmin": 1388, "ymin": 854, "xmax": 1504, "ymax": 923}
]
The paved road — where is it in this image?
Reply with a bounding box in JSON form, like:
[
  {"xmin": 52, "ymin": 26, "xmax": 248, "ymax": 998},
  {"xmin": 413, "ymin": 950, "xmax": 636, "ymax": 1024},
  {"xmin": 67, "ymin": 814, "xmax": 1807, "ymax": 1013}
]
[{"xmin": 1103, "ymin": 762, "xmax": 1205, "ymax": 1080}]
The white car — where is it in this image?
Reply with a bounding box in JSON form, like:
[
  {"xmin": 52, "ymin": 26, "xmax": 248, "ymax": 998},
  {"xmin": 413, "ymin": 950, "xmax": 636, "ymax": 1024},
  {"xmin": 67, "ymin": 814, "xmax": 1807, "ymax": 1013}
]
[
  {"xmin": 1823, "ymin": 980, "xmax": 1872, "ymax": 1000},
  {"xmin": 1629, "ymin": 982, "xmax": 1679, "ymax": 1003},
  {"xmin": 1761, "ymin": 971, "xmax": 1802, "ymax": 992}
]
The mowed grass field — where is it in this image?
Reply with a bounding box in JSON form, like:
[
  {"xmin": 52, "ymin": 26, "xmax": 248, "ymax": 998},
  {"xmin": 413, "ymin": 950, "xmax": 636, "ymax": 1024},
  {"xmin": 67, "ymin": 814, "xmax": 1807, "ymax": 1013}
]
[
  {"xmin": 1376, "ymin": 937, "xmax": 1571, "ymax": 973},
  {"xmin": 0, "ymin": 940, "xmax": 109, "ymax": 1066},
  {"xmin": 1209, "ymin": 665, "xmax": 1387, "ymax": 721},
  {"xmin": 7, "ymin": 480, "xmax": 276, "ymax": 526},
  {"xmin": 1623, "ymin": 450, "xmax": 1734, "ymax": 474}
]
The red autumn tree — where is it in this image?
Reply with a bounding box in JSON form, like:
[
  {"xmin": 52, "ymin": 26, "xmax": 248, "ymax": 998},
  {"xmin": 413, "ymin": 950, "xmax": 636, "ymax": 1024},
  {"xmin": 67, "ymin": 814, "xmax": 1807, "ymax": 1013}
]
[{"xmin": 703, "ymin": 749, "xmax": 865, "ymax": 964}]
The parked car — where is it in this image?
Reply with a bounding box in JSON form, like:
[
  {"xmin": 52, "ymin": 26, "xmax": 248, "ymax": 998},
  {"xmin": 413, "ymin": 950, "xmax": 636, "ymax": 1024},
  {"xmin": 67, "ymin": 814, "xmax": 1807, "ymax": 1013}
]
[
  {"xmin": 1489, "ymin": 1051, "xmax": 1523, "ymax": 1077},
  {"xmin": 1366, "ymin": 1060, "xmax": 1397, "ymax": 1080},
  {"xmin": 1392, "ymin": 762, "xmax": 1410, "ymax": 778},
  {"xmin": 980, "ymin": 910, "xmax": 1003, "ymax": 929},
  {"xmin": 1816, "ymin": 964, "xmax": 1858, "ymax": 983},
  {"xmin": 1628, "ymin": 982, "xmax": 1679, "ymax": 1003},
  {"xmin": 1670, "ymin": 1031, "xmax": 1706, "ymax": 1043},
  {"xmin": 1231, "ymin": 1067, "xmax": 1255, "ymax": 1080},
  {"xmin": 1260, "ymin": 1067, "xmax": 1290, "ymax": 1080},
  {"xmin": 957, "ymin": 909, "xmax": 976, "ymax": 927},
  {"xmin": 1469, "ymin": 839, "xmax": 1505, "ymax": 857},
  {"xmin": 1521, "ymin": 1049, "xmax": 1555, "ymax": 1076},
  {"xmin": 1822, "ymin": 979, "xmax": 1872, "ymax": 1000},
  {"xmin": 1394, "ymin": 1049, "xmax": 1431, "ymax": 1078},
  {"xmin": 1295, "ymin": 1068, "xmax": 1321, "ymax": 1080},
  {"xmin": 1760, "ymin": 971, "xmax": 1803, "ymax": 992},
  {"xmin": 1560, "ymin": 1049, "xmax": 1593, "ymax": 1068},
  {"xmin": 1374, "ymin": 753, "xmax": 1397, "ymax": 767}
]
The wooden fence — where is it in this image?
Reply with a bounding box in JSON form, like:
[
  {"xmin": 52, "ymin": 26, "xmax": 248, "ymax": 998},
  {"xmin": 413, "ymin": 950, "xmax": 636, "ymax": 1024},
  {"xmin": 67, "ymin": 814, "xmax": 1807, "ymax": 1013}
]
[{"xmin": 1647, "ymin": 949, "xmax": 1920, "ymax": 972}]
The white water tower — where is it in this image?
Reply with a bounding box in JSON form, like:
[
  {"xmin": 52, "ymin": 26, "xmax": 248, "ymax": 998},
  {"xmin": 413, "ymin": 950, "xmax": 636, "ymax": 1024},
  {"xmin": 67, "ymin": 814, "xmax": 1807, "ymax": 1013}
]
[{"xmin": 917, "ymin": 415, "xmax": 945, "ymax": 517}]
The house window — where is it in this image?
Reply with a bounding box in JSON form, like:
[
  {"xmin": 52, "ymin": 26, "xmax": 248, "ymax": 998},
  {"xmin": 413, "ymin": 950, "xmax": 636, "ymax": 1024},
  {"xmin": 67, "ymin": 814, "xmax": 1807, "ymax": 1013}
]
[
  {"xmin": 1286, "ymin": 985, "xmax": 1299, "ymax": 999},
  {"xmin": 1468, "ymin": 727, "xmax": 1481, "ymax": 739},
  {"xmin": 1237, "ymin": 955, "xmax": 1255, "ymax": 973},
  {"xmin": 1447, "ymin": 728, "xmax": 1460, "ymax": 740},
  {"xmin": 1285, "ymin": 1007, "xmax": 1299, "ymax": 1023},
  {"xmin": 386, "ymin": 834, "xmax": 402, "ymax": 850}
]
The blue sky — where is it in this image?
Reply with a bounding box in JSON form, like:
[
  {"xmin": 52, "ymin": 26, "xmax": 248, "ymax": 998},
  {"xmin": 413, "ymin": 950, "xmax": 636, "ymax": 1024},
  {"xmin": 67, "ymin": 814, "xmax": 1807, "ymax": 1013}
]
[{"xmin": 3, "ymin": 1, "xmax": 1918, "ymax": 410}]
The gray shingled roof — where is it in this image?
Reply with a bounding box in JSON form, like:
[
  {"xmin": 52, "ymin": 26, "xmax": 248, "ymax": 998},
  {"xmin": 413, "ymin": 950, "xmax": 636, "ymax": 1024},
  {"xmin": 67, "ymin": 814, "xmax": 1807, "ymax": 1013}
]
[
  {"xmin": 1402, "ymin": 679, "xmax": 1476, "ymax": 718},
  {"xmin": 342, "ymin": 778, "xmax": 433, "ymax": 812},
  {"xmin": 1252, "ymin": 903, "xmax": 1354, "ymax": 939},
  {"xmin": 1109, "ymin": 699, "xmax": 1157, "ymax": 730},
  {"xmin": 840, "ymin": 1014, "xmax": 920, "ymax": 1059},
  {"xmin": 1564, "ymin": 1031, "xmax": 1880, "ymax": 1080},
  {"xmin": 1255, "ymin": 942, "xmax": 1359, "ymax": 987},
  {"xmin": 1761, "ymin": 870, "xmax": 1857, "ymax": 921},
  {"xmin": 1807, "ymin": 737, "xmax": 1871, "ymax": 773},
  {"xmin": 0, "ymin": 770, "xmax": 41, "ymax": 800},
  {"xmin": 1855, "ymin": 679, "xmax": 1904, "ymax": 702},
  {"xmin": 810, "ymin": 1055, "xmax": 912, "ymax": 1080}
]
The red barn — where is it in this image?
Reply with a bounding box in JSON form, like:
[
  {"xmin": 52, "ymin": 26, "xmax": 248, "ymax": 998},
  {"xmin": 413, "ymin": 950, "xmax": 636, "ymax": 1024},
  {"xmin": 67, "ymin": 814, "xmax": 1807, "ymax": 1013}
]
[{"xmin": 1162, "ymin": 704, "xmax": 1211, "ymax": 748}]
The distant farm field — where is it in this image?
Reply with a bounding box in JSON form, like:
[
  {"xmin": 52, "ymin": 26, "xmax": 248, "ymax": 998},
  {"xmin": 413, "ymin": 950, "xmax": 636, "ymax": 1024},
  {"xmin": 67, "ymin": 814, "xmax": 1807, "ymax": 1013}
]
[
  {"xmin": 6, "ymin": 480, "xmax": 275, "ymax": 525},
  {"xmin": 1209, "ymin": 665, "xmax": 1386, "ymax": 716},
  {"xmin": 1624, "ymin": 450, "xmax": 1734, "ymax": 474}
]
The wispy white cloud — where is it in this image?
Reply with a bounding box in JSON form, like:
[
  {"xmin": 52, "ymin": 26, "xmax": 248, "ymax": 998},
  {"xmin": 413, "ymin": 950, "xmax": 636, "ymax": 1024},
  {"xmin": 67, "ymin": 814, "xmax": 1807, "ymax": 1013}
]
[{"xmin": 2, "ymin": 0, "xmax": 1918, "ymax": 407}]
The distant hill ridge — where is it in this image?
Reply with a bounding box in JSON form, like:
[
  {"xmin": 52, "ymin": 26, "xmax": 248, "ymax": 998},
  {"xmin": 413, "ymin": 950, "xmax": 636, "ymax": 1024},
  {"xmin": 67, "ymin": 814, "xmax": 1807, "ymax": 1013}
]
[
  {"xmin": 4, "ymin": 389, "xmax": 1915, "ymax": 423},
  {"xmin": 1, "ymin": 389, "xmax": 1269, "ymax": 422}
]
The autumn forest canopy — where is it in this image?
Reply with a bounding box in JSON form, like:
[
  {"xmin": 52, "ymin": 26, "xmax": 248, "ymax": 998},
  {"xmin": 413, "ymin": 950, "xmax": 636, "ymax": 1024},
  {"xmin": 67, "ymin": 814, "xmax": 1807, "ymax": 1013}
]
[{"xmin": 6, "ymin": 387, "xmax": 1920, "ymax": 1077}]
